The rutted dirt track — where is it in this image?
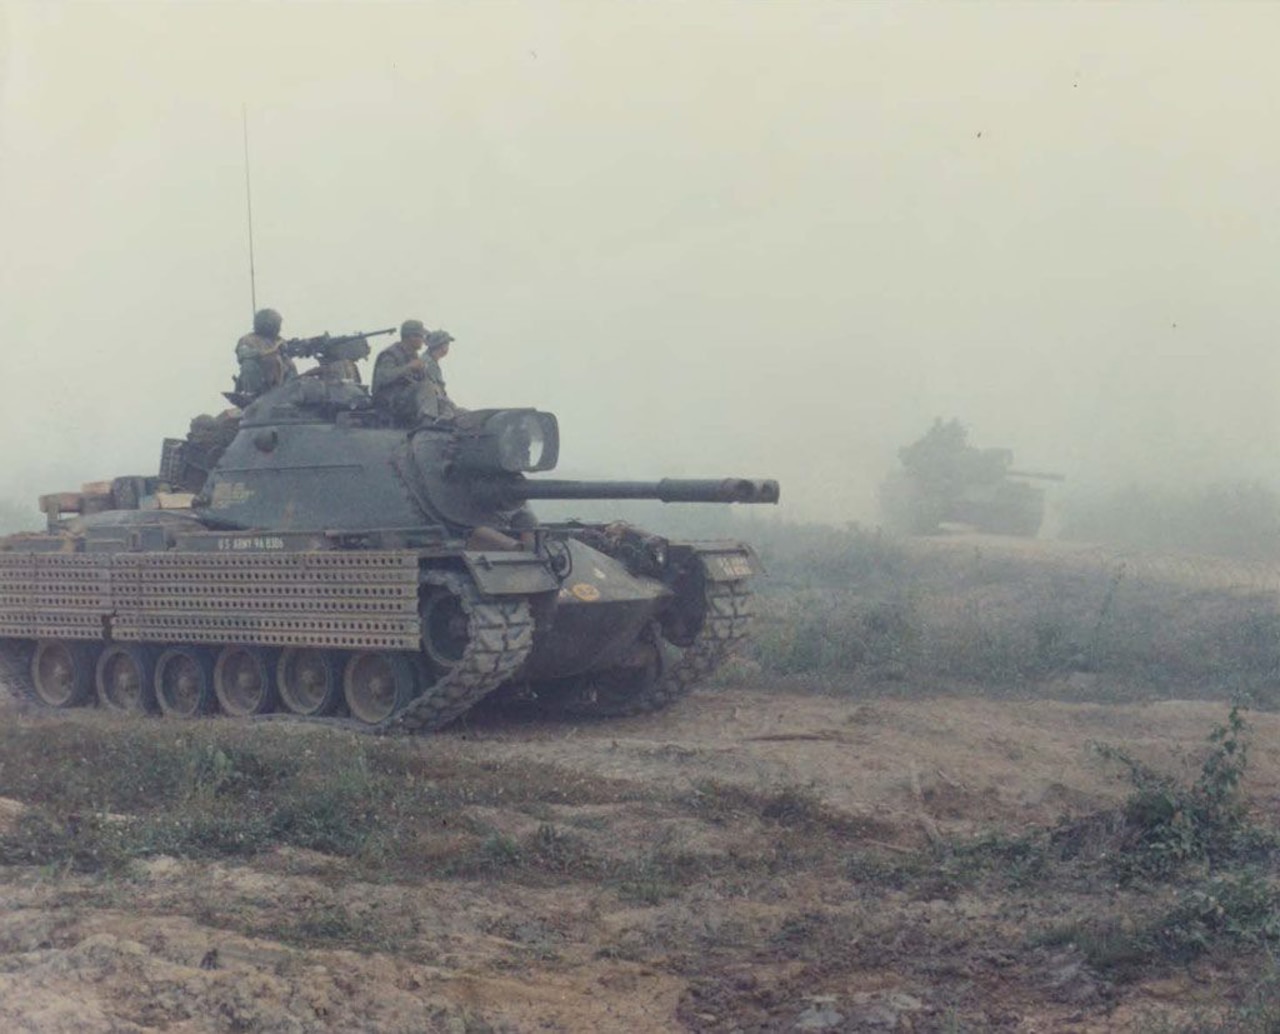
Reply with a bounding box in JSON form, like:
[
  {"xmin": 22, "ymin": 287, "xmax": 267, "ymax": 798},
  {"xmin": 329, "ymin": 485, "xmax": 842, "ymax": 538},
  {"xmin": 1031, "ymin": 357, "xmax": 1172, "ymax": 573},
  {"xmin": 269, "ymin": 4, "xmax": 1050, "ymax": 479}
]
[{"xmin": 2, "ymin": 683, "xmax": 1278, "ymax": 1033}]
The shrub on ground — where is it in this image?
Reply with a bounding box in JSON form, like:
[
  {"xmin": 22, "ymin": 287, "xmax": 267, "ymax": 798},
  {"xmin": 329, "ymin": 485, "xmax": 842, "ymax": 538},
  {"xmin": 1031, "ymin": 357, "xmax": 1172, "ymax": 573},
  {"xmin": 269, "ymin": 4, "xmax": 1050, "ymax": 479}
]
[{"xmin": 1091, "ymin": 706, "xmax": 1271, "ymax": 881}]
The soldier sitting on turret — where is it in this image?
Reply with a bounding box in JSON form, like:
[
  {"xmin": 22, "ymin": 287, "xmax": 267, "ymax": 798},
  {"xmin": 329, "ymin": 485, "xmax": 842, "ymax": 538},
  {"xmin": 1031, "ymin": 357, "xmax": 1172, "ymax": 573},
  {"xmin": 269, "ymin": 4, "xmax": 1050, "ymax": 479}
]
[
  {"xmin": 420, "ymin": 329, "xmax": 456, "ymax": 417},
  {"xmin": 372, "ymin": 319, "xmax": 459, "ymax": 425},
  {"xmin": 234, "ymin": 308, "xmax": 297, "ymax": 400}
]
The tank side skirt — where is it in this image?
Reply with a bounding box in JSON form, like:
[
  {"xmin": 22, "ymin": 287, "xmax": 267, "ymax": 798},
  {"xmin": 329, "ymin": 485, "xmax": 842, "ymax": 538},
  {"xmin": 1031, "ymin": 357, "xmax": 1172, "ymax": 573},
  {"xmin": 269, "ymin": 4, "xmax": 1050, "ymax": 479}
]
[
  {"xmin": 0, "ymin": 550, "xmax": 426, "ymax": 650},
  {"xmin": 0, "ymin": 552, "xmax": 111, "ymax": 639}
]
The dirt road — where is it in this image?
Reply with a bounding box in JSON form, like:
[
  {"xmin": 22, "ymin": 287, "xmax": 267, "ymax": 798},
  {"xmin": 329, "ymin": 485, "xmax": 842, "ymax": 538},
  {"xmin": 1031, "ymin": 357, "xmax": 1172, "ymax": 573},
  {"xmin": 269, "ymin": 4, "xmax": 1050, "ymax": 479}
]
[{"xmin": 1, "ymin": 683, "xmax": 1275, "ymax": 1032}]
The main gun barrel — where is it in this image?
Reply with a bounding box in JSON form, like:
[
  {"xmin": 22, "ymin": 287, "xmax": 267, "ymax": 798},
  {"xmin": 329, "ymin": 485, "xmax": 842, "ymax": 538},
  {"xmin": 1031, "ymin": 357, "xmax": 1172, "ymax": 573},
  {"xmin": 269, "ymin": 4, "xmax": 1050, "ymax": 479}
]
[{"xmin": 514, "ymin": 478, "xmax": 780, "ymax": 504}]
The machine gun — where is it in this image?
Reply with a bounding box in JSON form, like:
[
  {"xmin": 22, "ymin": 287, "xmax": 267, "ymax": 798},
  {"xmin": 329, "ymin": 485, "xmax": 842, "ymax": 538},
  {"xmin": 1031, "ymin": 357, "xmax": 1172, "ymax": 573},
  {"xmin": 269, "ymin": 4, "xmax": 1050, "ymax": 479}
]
[
  {"xmin": 226, "ymin": 327, "xmax": 397, "ymax": 408},
  {"xmin": 282, "ymin": 327, "xmax": 396, "ymax": 363}
]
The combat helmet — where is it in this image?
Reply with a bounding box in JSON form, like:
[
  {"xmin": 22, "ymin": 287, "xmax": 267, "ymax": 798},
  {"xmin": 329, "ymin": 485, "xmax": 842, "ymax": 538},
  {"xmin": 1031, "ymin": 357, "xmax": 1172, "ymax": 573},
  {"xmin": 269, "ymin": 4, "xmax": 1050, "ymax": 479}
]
[
  {"xmin": 254, "ymin": 308, "xmax": 283, "ymax": 337},
  {"xmin": 425, "ymin": 329, "xmax": 454, "ymax": 352}
]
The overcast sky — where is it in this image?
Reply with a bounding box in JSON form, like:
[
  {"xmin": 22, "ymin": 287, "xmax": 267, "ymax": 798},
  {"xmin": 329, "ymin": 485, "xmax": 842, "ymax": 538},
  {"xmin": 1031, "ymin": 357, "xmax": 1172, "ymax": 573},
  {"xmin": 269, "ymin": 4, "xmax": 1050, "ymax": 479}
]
[{"xmin": 1, "ymin": 1, "xmax": 1278, "ymax": 523}]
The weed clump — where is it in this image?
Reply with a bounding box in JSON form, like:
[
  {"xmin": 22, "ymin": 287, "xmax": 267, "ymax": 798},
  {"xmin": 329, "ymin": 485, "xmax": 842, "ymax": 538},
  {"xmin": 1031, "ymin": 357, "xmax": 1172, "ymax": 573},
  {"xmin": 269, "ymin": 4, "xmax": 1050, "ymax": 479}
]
[
  {"xmin": 1031, "ymin": 708, "xmax": 1280, "ymax": 983},
  {"xmin": 1091, "ymin": 706, "xmax": 1271, "ymax": 881}
]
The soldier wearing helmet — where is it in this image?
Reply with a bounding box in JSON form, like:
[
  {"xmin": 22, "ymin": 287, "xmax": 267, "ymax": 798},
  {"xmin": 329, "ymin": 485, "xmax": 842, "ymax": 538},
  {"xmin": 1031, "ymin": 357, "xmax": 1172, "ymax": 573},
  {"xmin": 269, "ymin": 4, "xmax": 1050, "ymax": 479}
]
[
  {"xmin": 420, "ymin": 328, "xmax": 456, "ymax": 417},
  {"xmin": 234, "ymin": 308, "xmax": 296, "ymax": 399},
  {"xmin": 373, "ymin": 319, "xmax": 459, "ymax": 424}
]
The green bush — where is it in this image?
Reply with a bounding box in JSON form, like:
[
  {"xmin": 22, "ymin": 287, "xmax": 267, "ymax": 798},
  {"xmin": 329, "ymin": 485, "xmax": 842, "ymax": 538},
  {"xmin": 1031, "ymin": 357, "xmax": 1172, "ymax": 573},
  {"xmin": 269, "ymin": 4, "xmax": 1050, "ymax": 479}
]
[{"xmin": 1093, "ymin": 706, "xmax": 1268, "ymax": 881}]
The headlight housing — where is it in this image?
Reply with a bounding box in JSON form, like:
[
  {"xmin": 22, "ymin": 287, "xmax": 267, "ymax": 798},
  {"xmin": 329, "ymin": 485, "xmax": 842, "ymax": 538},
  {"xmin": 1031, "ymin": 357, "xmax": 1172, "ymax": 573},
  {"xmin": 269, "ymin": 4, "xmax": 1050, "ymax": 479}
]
[{"xmin": 451, "ymin": 409, "xmax": 560, "ymax": 473}]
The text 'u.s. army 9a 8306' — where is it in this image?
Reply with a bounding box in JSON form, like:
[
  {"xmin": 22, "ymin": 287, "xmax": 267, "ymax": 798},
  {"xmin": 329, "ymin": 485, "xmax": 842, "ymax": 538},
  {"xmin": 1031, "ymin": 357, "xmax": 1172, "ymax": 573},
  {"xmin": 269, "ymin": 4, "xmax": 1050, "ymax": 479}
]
[{"xmin": 0, "ymin": 373, "xmax": 779, "ymax": 732}]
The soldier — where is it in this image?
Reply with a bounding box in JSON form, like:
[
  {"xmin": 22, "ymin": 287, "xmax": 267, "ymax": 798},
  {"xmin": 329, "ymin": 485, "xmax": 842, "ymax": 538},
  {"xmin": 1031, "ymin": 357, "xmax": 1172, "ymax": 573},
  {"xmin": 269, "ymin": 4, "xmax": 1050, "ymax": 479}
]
[
  {"xmin": 421, "ymin": 329, "xmax": 457, "ymax": 418},
  {"xmin": 373, "ymin": 320, "xmax": 459, "ymax": 424},
  {"xmin": 235, "ymin": 308, "xmax": 296, "ymax": 399}
]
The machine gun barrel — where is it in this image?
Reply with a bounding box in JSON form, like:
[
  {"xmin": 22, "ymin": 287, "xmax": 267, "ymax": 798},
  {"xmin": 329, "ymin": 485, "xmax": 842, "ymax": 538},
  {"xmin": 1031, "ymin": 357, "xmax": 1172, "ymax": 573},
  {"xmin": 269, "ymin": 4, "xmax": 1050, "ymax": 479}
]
[
  {"xmin": 513, "ymin": 478, "xmax": 780, "ymax": 504},
  {"xmin": 1006, "ymin": 469, "xmax": 1066, "ymax": 483},
  {"xmin": 283, "ymin": 327, "xmax": 396, "ymax": 359}
]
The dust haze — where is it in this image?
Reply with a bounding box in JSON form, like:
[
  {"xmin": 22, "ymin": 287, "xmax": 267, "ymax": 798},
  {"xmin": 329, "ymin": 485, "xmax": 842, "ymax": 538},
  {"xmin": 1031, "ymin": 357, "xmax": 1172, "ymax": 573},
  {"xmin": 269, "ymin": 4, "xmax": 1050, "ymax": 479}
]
[{"xmin": 1, "ymin": 2, "xmax": 1277, "ymax": 528}]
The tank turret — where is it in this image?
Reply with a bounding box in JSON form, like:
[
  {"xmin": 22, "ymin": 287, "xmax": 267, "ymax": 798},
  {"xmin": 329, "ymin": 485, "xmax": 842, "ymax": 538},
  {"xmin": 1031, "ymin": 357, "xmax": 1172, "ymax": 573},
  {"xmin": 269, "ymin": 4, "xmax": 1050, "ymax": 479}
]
[
  {"xmin": 1, "ymin": 376, "xmax": 779, "ymax": 732},
  {"xmin": 196, "ymin": 397, "xmax": 778, "ymax": 537}
]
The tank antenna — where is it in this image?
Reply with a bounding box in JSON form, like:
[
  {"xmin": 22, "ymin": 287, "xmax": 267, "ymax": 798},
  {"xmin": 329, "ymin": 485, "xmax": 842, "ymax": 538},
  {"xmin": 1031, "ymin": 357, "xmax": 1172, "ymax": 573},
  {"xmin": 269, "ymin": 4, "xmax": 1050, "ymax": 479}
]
[{"xmin": 242, "ymin": 103, "xmax": 257, "ymax": 318}]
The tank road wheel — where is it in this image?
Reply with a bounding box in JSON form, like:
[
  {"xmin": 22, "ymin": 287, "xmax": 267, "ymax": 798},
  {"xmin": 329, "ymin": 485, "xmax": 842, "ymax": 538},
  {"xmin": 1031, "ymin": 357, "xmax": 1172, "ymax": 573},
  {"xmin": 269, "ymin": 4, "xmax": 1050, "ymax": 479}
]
[
  {"xmin": 422, "ymin": 581, "xmax": 472, "ymax": 670},
  {"xmin": 277, "ymin": 648, "xmax": 341, "ymax": 717},
  {"xmin": 343, "ymin": 652, "xmax": 417, "ymax": 725},
  {"xmin": 213, "ymin": 646, "xmax": 278, "ymax": 717},
  {"xmin": 30, "ymin": 640, "xmax": 95, "ymax": 708},
  {"xmin": 154, "ymin": 647, "xmax": 215, "ymax": 719},
  {"xmin": 95, "ymin": 644, "xmax": 156, "ymax": 714}
]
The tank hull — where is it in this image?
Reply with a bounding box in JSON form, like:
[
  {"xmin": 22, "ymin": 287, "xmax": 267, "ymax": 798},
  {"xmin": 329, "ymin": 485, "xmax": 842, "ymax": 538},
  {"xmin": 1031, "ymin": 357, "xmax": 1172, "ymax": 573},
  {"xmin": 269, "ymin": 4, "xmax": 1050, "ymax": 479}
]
[
  {"xmin": 879, "ymin": 471, "xmax": 1046, "ymax": 538},
  {"xmin": 5, "ymin": 388, "xmax": 774, "ymax": 731},
  {"xmin": 0, "ymin": 519, "xmax": 759, "ymax": 731}
]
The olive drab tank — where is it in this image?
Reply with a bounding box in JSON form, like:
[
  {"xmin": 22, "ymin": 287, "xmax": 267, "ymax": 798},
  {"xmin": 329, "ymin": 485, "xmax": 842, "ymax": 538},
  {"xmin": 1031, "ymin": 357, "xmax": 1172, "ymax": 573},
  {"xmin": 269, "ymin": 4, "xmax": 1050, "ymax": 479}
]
[
  {"xmin": 880, "ymin": 419, "xmax": 1063, "ymax": 537},
  {"xmin": 0, "ymin": 374, "xmax": 779, "ymax": 731}
]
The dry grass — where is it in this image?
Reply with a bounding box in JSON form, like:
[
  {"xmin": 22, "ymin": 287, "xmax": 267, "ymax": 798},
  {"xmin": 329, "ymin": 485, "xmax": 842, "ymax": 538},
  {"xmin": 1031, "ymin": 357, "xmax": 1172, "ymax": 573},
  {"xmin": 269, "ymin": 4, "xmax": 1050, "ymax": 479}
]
[{"xmin": 746, "ymin": 528, "xmax": 1280, "ymax": 708}]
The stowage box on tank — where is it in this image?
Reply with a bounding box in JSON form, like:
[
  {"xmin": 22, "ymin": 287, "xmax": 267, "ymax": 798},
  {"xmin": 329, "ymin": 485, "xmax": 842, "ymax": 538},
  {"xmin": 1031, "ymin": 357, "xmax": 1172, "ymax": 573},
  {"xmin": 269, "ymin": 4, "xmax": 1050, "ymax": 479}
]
[{"xmin": 0, "ymin": 375, "xmax": 779, "ymax": 731}]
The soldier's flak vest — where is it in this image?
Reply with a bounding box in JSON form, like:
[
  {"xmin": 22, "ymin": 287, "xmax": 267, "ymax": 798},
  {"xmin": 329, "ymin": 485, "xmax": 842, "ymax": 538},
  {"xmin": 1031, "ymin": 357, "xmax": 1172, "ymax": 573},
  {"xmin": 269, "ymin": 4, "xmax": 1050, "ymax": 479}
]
[
  {"xmin": 235, "ymin": 333, "xmax": 294, "ymax": 396},
  {"xmin": 372, "ymin": 341, "xmax": 426, "ymax": 424},
  {"xmin": 419, "ymin": 355, "xmax": 455, "ymax": 419}
]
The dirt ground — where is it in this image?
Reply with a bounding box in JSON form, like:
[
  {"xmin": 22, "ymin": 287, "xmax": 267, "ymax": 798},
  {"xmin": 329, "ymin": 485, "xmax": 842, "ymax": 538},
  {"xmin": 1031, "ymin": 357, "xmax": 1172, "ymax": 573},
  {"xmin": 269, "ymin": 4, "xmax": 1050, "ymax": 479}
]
[{"xmin": 1, "ymin": 678, "xmax": 1277, "ymax": 1033}]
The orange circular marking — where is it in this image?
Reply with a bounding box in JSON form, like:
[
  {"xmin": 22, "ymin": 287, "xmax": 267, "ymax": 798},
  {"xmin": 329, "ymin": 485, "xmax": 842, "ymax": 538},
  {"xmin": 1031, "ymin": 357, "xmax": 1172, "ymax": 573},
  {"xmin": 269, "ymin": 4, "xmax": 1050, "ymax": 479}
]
[{"xmin": 570, "ymin": 582, "xmax": 601, "ymax": 602}]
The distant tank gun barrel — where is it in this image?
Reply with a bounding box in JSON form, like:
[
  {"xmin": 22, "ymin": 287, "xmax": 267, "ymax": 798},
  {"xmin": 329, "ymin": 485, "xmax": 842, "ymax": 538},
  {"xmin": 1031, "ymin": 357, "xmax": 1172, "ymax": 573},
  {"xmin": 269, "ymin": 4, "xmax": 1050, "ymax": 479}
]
[
  {"xmin": 513, "ymin": 478, "xmax": 781, "ymax": 505},
  {"xmin": 1006, "ymin": 469, "xmax": 1066, "ymax": 483}
]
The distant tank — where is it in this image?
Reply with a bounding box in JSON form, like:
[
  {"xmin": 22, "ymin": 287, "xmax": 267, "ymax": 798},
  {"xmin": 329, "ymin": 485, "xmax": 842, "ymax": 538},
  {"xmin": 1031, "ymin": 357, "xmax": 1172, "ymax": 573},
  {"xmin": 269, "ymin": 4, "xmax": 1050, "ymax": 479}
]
[
  {"xmin": 880, "ymin": 419, "xmax": 1062, "ymax": 537},
  {"xmin": 0, "ymin": 374, "xmax": 778, "ymax": 731}
]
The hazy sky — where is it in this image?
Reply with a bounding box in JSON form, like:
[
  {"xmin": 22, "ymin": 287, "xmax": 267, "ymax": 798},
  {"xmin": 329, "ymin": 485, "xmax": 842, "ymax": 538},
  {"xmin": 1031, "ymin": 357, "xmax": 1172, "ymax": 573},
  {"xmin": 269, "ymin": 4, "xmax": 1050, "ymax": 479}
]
[{"xmin": 2, "ymin": 1, "xmax": 1278, "ymax": 523}]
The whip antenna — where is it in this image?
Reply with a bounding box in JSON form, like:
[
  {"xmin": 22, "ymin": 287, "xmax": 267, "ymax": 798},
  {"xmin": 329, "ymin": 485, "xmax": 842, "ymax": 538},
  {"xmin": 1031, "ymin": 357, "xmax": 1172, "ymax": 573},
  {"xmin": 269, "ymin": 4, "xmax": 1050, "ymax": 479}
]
[{"xmin": 242, "ymin": 104, "xmax": 257, "ymax": 317}]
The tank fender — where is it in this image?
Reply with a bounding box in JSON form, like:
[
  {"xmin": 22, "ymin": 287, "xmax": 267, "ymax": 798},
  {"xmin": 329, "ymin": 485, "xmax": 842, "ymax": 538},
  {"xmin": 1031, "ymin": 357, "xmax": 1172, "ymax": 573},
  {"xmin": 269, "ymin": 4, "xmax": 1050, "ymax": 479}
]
[
  {"xmin": 676, "ymin": 542, "xmax": 761, "ymax": 582},
  {"xmin": 459, "ymin": 551, "xmax": 558, "ymax": 595}
]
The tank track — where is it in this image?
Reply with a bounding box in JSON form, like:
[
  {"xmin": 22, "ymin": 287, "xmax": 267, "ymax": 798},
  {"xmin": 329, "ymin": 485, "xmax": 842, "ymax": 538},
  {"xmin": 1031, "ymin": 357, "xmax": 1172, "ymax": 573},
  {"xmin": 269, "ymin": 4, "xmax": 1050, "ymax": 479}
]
[
  {"xmin": 379, "ymin": 570, "xmax": 534, "ymax": 734},
  {"xmin": 0, "ymin": 640, "xmax": 36, "ymax": 710},
  {"xmin": 650, "ymin": 577, "xmax": 753, "ymax": 708}
]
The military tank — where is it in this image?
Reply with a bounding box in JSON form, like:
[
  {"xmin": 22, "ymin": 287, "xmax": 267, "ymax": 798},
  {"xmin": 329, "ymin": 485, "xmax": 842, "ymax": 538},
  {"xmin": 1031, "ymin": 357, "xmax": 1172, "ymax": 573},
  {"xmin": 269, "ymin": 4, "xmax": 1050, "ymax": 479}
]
[
  {"xmin": 0, "ymin": 375, "xmax": 778, "ymax": 732},
  {"xmin": 880, "ymin": 419, "xmax": 1062, "ymax": 537}
]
